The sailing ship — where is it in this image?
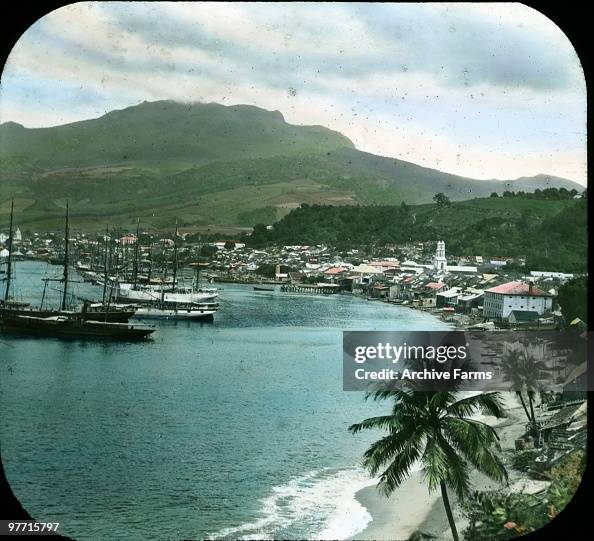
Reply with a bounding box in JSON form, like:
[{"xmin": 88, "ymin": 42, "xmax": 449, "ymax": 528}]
[
  {"xmin": 0, "ymin": 209, "xmax": 136, "ymax": 323},
  {"xmin": 111, "ymin": 221, "xmax": 219, "ymax": 320},
  {"xmin": 0, "ymin": 201, "xmax": 154, "ymax": 340},
  {"xmin": 112, "ymin": 222, "xmax": 218, "ymax": 304},
  {"xmin": 131, "ymin": 301, "xmax": 219, "ymax": 321}
]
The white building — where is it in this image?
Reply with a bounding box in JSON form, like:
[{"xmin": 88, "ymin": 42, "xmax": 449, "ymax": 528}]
[
  {"xmin": 447, "ymin": 265, "xmax": 478, "ymax": 274},
  {"xmin": 483, "ymin": 281, "xmax": 553, "ymax": 320},
  {"xmin": 529, "ymin": 271, "xmax": 575, "ymax": 282},
  {"xmin": 433, "ymin": 240, "xmax": 447, "ymax": 272},
  {"xmin": 14, "ymin": 228, "xmax": 22, "ymax": 242}
]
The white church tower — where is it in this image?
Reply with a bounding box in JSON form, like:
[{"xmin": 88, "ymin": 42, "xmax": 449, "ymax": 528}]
[{"xmin": 434, "ymin": 240, "xmax": 447, "ymax": 273}]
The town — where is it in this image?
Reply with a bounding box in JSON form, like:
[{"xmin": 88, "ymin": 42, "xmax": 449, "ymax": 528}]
[{"xmin": 1, "ymin": 223, "xmax": 585, "ymax": 331}]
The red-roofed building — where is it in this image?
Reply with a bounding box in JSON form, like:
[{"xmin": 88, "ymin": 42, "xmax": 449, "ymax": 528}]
[
  {"xmin": 483, "ymin": 281, "xmax": 553, "ymax": 320},
  {"xmin": 324, "ymin": 266, "xmax": 349, "ymax": 276},
  {"xmin": 425, "ymin": 282, "xmax": 446, "ymax": 291},
  {"xmin": 323, "ymin": 266, "xmax": 349, "ymax": 282}
]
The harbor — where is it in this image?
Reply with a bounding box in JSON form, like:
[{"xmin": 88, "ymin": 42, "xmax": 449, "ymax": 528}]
[{"xmin": 0, "ymin": 278, "xmax": 451, "ymax": 541}]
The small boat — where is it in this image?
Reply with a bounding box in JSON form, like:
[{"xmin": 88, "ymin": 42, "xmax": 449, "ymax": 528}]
[
  {"xmin": 0, "ymin": 314, "xmax": 155, "ymax": 340},
  {"xmin": 254, "ymin": 286, "xmax": 274, "ymax": 292}
]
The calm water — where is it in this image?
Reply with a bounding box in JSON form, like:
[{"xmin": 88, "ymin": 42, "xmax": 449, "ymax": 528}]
[{"xmin": 1, "ymin": 261, "xmax": 450, "ymax": 540}]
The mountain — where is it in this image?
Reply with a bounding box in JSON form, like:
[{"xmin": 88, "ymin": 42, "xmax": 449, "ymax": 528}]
[{"xmin": 0, "ymin": 100, "xmax": 584, "ymax": 231}]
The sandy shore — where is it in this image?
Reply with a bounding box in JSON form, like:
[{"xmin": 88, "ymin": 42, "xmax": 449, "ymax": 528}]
[
  {"xmin": 350, "ymin": 471, "xmax": 444, "ymax": 540},
  {"xmin": 350, "ymin": 393, "xmax": 528, "ymax": 540}
]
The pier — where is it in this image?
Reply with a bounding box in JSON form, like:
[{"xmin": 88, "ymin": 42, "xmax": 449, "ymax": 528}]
[{"xmin": 280, "ymin": 283, "xmax": 340, "ymax": 295}]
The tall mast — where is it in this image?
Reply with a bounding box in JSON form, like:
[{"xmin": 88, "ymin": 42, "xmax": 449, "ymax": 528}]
[
  {"xmin": 161, "ymin": 262, "xmax": 167, "ymax": 302},
  {"xmin": 3, "ymin": 199, "xmax": 14, "ymax": 301},
  {"xmin": 172, "ymin": 219, "xmax": 178, "ymax": 293},
  {"xmin": 61, "ymin": 200, "xmax": 69, "ymax": 311},
  {"xmin": 133, "ymin": 219, "xmax": 140, "ymax": 288},
  {"xmin": 102, "ymin": 226, "xmax": 109, "ymax": 304},
  {"xmin": 147, "ymin": 241, "xmax": 153, "ymax": 284},
  {"xmin": 194, "ymin": 234, "xmax": 202, "ymax": 291}
]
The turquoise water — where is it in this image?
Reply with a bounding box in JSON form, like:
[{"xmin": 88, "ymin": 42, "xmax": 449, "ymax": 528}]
[{"xmin": 1, "ymin": 261, "xmax": 450, "ymax": 540}]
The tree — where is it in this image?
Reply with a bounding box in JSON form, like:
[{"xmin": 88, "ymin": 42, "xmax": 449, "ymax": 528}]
[
  {"xmin": 501, "ymin": 349, "xmax": 531, "ymax": 423},
  {"xmin": 490, "ymin": 192, "xmax": 499, "ymax": 198},
  {"xmin": 433, "ymin": 193, "xmax": 451, "ymax": 208},
  {"xmin": 557, "ymin": 277, "xmax": 587, "ymax": 324},
  {"xmin": 501, "ymin": 348, "xmax": 550, "ymax": 437},
  {"xmin": 349, "ymin": 390, "xmax": 508, "ymax": 541},
  {"xmin": 224, "ymin": 240, "xmax": 236, "ymax": 250}
]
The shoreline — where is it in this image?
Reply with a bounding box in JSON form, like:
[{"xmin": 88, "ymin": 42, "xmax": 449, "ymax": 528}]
[
  {"xmin": 349, "ymin": 470, "xmax": 444, "ymax": 541},
  {"xmin": 349, "ymin": 395, "xmax": 527, "ymax": 540}
]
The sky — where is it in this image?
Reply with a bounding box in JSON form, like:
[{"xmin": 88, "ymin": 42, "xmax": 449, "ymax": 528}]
[{"xmin": 0, "ymin": 2, "xmax": 587, "ymax": 184}]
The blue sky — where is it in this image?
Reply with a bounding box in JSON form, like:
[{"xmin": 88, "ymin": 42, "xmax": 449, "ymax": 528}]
[{"xmin": 0, "ymin": 2, "xmax": 586, "ymax": 184}]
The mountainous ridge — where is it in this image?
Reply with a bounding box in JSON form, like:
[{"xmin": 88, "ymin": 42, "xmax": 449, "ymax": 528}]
[{"xmin": 0, "ymin": 100, "xmax": 584, "ymax": 231}]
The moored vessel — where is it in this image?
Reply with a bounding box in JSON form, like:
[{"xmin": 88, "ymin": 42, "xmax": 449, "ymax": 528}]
[{"xmin": 1, "ymin": 313, "xmax": 155, "ymax": 340}]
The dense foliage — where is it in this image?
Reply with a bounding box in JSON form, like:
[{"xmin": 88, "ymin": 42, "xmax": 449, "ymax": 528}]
[
  {"xmin": 246, "ymin": 196, "xmax": 587, "ymax": 273},
  {"xmin": 463, "ymin": 450, "xmax": 586, "ymax": 541},
  {"xmin": 492, "ymin": 187, "xmax": 582, "ymax": 200},
  {"xmin": 557, "ymin": 277, "xmax": 588, "ymax": 324}
]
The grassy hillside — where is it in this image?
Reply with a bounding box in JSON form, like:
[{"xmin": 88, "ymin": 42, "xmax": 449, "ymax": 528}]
[
  {"xmin": 247, "ymin": 196, "xmax": 587, "ymax": 273},
  {"xmin": 0, "ymin": 101, "xmax": 354, "ymax": 168},
  {"xmin": 0, "ymin": 100, "xmax": 584, "ymax": 231}
]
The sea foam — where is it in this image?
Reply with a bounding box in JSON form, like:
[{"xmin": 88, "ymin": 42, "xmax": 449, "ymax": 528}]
[{"xmin": 206, "ymin": 467, "xmax": 376, "ymax": 540}]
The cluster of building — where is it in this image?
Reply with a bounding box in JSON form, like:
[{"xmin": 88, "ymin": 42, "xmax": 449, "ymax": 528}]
[
  {"xmin": 206, "ymin": 238, "xmax": 578, "ymax": 328},
  {"xmin": 0, "ymin": 228, "xmax": 580, "ymax": 328}
]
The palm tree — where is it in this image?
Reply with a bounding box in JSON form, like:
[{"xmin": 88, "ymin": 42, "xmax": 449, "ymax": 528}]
[
  {"xmin": 519, "ymin": 350, "xmax": 550, "ymax": 436},
  {"xmin": 502, "ymin": 347, "xmax": 551, "ymax": 437},
  {"xmin": 349, "ymin": 390, "xmax": 508, "ymax": 541},
  {"xmin": 501, "ymin": 349, "xmax": 532, "ymax": 422}
]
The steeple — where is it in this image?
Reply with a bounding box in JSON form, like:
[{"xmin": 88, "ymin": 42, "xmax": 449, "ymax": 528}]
[{"xmin": 434, "ymin": 240, "xmax": 447, "ymax": 272}]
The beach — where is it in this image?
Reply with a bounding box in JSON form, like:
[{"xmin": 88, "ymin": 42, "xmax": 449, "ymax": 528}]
[{"xmin": 350, "ymin": 393, "xmax": 528, "ymax": 540}]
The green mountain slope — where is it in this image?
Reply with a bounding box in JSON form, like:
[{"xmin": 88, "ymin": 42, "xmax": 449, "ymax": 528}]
[
  {"xmin": 247, "ymin": 195, "xmax": 588, "ymax": 273},
  {"xmin": 0, "ymin": 100, "xmax": 354, "ymax": 168},
  {"xmin": 0, "ymin": 100, "xmax": 584, "ymax": 231}
]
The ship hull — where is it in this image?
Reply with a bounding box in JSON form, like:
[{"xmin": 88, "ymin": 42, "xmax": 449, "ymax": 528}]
[
  {"xmin": 0, "ymin": 315, "xmax": 154, "ymax": 340},
  {"xmin": 133, "ymin": 308, "xmax": 216, "ymax": 320},
  {"xmin": 115, "ymin": 287, "xmax": 218, "ymax": 304},
  {"xmin": 0, "ymin": 307, "xmax": 136, "ymax": 323}
]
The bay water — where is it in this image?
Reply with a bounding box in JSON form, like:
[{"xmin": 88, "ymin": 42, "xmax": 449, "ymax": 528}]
[{"xmin": 1, "ymin": 261, "xmax": 450, "ymax": 540}]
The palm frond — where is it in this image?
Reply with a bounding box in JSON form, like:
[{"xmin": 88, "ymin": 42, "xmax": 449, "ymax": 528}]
[
  {"xmin": 423, "ymin": 434, "xmax": 471, "ymax": 500},
  {"xmin": 445, "ymin": 392, "xmax": 506, "ymax": 419},
  {"xmin": 443, "ymin": 418, "xmax": 508, "ymax": 484},
  {"xmin": 375, "ymin": 435, "xmax": 425, "ymax": 496},
  {"xmin": 361, "ymin": 423, "xmax": 426, "ymax": 476},
  {"xmin": 348, "ymin": 415, "xmax": 402, "ymax": 434}
]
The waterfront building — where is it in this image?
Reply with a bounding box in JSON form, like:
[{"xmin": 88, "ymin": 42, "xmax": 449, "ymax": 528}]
[{"xmin": 483, "ymin": 281, "xmax": 553, "ymax": 320}]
